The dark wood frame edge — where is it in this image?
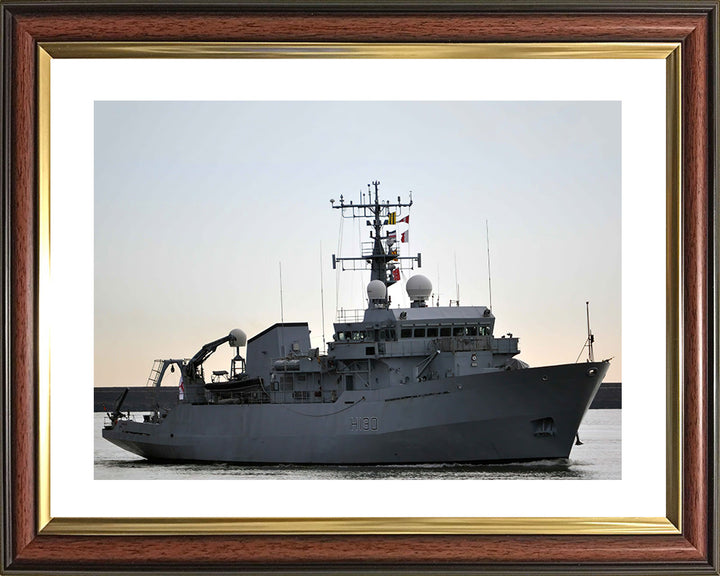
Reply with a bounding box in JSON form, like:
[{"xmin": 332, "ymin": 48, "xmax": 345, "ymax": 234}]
[{"xmin": 1, "ymin": 2, "xmax": 717, "ymax": 574}]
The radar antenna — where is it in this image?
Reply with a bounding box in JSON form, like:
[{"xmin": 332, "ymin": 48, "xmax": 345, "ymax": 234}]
[{"xmin": 331, "ymin": 181, "xmax": 421, "ymax": 305}]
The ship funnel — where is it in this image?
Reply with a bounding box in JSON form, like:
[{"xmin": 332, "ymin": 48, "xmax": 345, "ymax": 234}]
[
  {"xmin": 406, "ymin": 275, "xmax": 432, "ymax": 308},
  {"xmin": 229, "ymin": 328, "xmax": 247, "ymax": 348},
  {"xmin": 367, "ymin": 280, "xmax": 387, "ymax": 308}
]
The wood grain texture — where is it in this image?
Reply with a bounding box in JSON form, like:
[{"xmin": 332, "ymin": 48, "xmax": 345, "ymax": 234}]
[
  {"xmin": 8, "ymin": 534, "xmax": 708, "ymax": 568},
  {"xmin": 12, "ymin": 12, "xmax": 706, "ymax": 42},
  {"xmin": 681, "ymin": 10, "xmax": 710, "ymax": 559},
  {"xmin": 3, "ymin": 3, "xmax": 716, "ymax": 573},
  {"xmin": 10, "ymin": 15, "xmax": 37, "ymax": 562}
]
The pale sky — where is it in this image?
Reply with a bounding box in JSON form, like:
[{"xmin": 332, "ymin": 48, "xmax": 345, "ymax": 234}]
[{"xmin": 94, "ymin": 101, "xmax": 621, "ymax": 388}]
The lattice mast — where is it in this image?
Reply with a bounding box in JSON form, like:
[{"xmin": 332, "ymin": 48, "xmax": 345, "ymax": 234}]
[{"xmin": 331, "ymin": 181, "xmax": 421, "ymax": 293}]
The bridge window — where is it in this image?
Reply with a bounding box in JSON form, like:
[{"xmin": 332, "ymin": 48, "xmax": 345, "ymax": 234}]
[
  {"xmin": 427, "ymin": 327, "xmax": 438, "ymax": 337},
  {"xmin": 466, "ymin": 326, "xmax": 478, "ymax": 336},
  {"xmin": 453, "ymin": 327, "xmax": 464, "ymax": 337},
  {"xmin": 413, "ymin": 328, "xmax": 426, "ymax": 338},
  {"xmin": 440, "ymin": 327, "xmax": 451, "ymax": 337},
  {"xmin": 400, "ymin": 328, "xmax": 412, "ymax": 338},
  {"xmin": 379, "ymin": 329, "xmax": 395, "ymax": 341}
]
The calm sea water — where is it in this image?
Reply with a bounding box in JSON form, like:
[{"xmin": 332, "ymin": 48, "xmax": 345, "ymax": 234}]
[{"xmin": 94, "ymin": 409, "xmax": 620, "ymax": 480}]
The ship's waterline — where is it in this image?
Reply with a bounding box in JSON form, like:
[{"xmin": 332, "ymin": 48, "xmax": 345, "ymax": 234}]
[
  {"xmin": 94, "ymin": 409, "xmax": 621, "ymax": 480},
  {"xmin": 104, "ymin": 362, "xmax": 608, "ymax": 464}
]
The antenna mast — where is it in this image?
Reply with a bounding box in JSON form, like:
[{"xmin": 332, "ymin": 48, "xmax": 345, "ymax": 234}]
[
  {"xmin": 331, "ymin": 181, "xmax": 421, "ymax": 303},
  {"xmin": 279, "ymin": 262, "xmax": 285, "ymax": 356},
  {"xmin": 455, "ymin": 252, "xmax": 458, "ymax": 303},
  {"xmin": 486, "ymin": 220, "xmax": 493, "ymax": 311},
  {"xmin": 586, "ymin": 301, "xmax": 595, "ymax": 362},
  {"xmin": 450, "ymin": 252, "xmax": 460, "ymax": 306},
  {"xmin": 575, "ymin": 301, "xmax": 596, "ymax": 363},
  {"xmin": 436, "ymin": 264, "xmax": 440, "ymax": 307},
  {"xmin": 279, "ymin": 262, "xmax": 285, "ymax": 324},
  {"xmin": 319, "ymin": 243, "xmax": 326, "ymax": 353}
]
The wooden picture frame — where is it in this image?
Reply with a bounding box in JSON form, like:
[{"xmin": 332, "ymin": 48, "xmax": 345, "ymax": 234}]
[{"xmin": 1, "ymin": 1, "xmax": 717, "ymax": 573}]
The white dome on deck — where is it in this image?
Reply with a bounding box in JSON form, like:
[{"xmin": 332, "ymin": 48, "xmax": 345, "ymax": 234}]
[
  {"xmin": 406, "ymin": 274, "xmax": 432, "ymax": 302},
  {"xmin": 367, "ymin": 280, "xmax": 387, "ymax": 301}
]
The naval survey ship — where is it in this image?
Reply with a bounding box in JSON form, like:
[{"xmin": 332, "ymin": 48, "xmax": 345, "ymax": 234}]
[{"xmin": 103, "ymin": 181, "xmax": 610, "ymax": 464}]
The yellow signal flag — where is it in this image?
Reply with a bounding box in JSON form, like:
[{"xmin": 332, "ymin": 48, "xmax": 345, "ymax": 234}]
[{"xmin": 389, "ymin": 212, "xmax": 396, "ymax": 225}]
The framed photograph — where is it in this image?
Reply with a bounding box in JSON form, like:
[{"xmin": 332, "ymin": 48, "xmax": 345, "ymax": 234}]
[{"xmin": 2, "ymin": 1, "xmax": 717, "ymax": 574}]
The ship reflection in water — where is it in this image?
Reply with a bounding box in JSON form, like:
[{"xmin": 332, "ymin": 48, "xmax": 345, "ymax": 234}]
[{"xmin": 94, "ymin": 409, "xmax": 620, "ymax": 480}]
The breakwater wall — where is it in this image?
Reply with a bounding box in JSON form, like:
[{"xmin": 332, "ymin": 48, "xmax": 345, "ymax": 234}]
[
  {"xmin": 95, "ymin": 382, "xmax": 622, "ymax": 412},
  {"xmin": 589, "ymin": 382, "xmax": 621, "ymax": 409},
  {"xmin": 96, "ymin": 387, "xmax": 178, "ymax": 412}
]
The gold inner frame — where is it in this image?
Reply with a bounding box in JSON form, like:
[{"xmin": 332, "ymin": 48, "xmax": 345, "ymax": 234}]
[{"xmin": 36, "ymin": 42, "xmax": 682, "ymax": 536}]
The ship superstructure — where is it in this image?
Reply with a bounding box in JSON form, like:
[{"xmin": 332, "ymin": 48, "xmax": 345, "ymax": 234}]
[{"xmin": 102, "ymin": 181, "xmax": 609, "ymax": 464}]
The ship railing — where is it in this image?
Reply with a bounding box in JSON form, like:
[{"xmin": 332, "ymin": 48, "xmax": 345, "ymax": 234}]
[
  {"xmin": 491, "ymin": 337, "xmax": 520, "ymax": 354},
  {"xmin": 433, "ymin": 336, "xmax": 492, "ymax": 353},
  {"xmin": 268, "ymin": 390, "xmax": 334, "ymax": 404},
  {"xmin": 212, "ymin": 389, "xmax": 339, "ymax": 405},
  {"xmin": 211, "ymin": 389, "xmax": 272, "ymax": 405},
  {"xmin": 360, "ymin": 241, "xmax": 375, "ymax": 257},
  {"xmin": 103, "ymin": 412, "xmax": 146, "ymax": 428},
  {"xmin": 336, "ymin": 308, "xmax": 366, "ymax": 322},
  {"xmin": 334, "ymin": 359, "xmax": 370, "ymax": 373}
]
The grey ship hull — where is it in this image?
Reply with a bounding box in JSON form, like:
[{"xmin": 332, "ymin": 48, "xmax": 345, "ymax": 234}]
[{"xmin": 102, "ymin": 361, "xmax": 608, "ymax": 464}]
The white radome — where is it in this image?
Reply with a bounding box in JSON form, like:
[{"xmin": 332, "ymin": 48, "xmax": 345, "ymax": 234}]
[
  {"xmin": 229, "ymin": 328, "xmax": 247, "ymax": 348},
  {"xmin": 406, "ymin": 274, "xmax": 433, "ymax": 301},
  {"xmin": 367, "ymin": 280, "xmax": 387, "ymax": 301}
]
